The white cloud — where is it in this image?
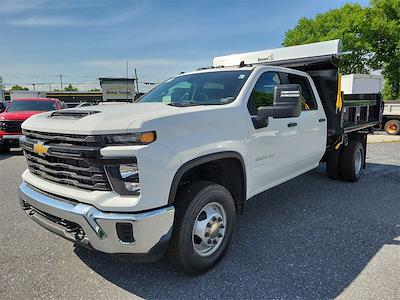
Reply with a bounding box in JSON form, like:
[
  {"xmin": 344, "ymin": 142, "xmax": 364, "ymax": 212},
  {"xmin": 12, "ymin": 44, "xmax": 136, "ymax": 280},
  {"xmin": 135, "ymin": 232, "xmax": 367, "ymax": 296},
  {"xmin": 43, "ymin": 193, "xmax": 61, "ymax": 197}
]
[
  {"xmin": 9, "ymin": 16, "xmax": 76, "ymax": 27},
  {"xmin": 0, "ymin": 0, "xmax": 46, "ymax": 13},
  {"xmin": 82, "ymin": 58, "xmax": 185, "ymax": 68},
  {"xmin": 1, "ymin": 0, "xmax": 119, "ymax": 15},
  {"xmin": 9, "ymin": 4, "xmax": 150, "ymax": 27},
  {"xmin": 81, "ymin": 57, "xmax": 210, "ymax": 80}
]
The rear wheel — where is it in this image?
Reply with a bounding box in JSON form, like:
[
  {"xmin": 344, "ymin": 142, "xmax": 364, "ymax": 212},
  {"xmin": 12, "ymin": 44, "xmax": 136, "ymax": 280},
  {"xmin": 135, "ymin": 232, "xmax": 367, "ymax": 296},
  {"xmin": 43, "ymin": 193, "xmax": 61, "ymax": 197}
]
[
  {"xmin": 339, "ymin": 140, "xmax": 364, "ymax": 182},
  {"xmin": 326, "ymin": 148, "xmax": 342, "ymax": 180},
  {"xmin": 167, "ymin": 181, "xmax": 236, "ymax": 275},
  {"xmin": 384, "ymin": 119, "xmax": 400, "ymax": 135}
]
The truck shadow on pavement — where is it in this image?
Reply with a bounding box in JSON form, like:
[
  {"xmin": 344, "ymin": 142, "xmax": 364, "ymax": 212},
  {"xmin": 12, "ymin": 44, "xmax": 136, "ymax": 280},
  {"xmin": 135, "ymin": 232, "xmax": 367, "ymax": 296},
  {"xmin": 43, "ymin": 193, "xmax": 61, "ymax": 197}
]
[
  {"xmin": 0, "ymin": 149, "xmax": 23, "ymax": 161},
  {"xmin": 74, "ymin": 163, "xmax": 400, "ymax": 299}
]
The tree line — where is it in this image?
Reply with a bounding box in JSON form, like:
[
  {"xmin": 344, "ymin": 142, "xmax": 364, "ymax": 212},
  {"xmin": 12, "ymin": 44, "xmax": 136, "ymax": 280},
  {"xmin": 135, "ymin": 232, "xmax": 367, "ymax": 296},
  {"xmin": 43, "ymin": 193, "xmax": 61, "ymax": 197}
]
[{"xmin": 0, "ymin": 77, "xmax": 100, "ymax": 93}]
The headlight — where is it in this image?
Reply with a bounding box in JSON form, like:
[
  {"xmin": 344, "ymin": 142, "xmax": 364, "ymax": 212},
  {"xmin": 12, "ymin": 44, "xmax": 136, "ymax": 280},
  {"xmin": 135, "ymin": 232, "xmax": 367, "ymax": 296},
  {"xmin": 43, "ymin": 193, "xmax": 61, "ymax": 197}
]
[
  {"xmin": 105, "ymin": 162, "xmax": 141, "ymax": 196},
  {"xmin": 103, "ymin": 131, "xmax": 156, "ymax": 145}
]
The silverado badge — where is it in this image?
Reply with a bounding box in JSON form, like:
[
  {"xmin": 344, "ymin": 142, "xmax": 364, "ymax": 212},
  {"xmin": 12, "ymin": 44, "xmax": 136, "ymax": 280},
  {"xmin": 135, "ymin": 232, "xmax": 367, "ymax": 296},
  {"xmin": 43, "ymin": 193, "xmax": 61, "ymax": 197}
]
[{"xmin": 33, "ymin": 142, "xmax": 49, "ymax": 156}]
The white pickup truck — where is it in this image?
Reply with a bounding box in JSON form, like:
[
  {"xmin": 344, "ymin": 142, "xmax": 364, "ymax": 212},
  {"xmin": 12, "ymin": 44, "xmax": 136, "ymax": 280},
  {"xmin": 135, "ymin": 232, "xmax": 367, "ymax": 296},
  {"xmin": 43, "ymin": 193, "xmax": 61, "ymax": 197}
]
[{"xmin": 18, "ymin": 40, "xmax": 382, "ymax": 274}]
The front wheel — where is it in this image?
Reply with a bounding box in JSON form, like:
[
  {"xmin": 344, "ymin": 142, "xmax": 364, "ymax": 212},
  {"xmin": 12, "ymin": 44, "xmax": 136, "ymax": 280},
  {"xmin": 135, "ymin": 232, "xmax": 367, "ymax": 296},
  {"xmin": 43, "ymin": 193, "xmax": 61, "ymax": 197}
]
[{"xmin": 167, "ymin": 181, "xmax": 236, "ymax": 275}]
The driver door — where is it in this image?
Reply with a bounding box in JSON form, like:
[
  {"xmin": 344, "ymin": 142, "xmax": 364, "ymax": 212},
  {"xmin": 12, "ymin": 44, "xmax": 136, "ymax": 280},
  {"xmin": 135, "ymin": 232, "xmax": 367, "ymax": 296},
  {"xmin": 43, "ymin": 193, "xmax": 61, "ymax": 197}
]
[{"xmin": 247, "ymin": 71, "xmax": 301, "ymax": 196}]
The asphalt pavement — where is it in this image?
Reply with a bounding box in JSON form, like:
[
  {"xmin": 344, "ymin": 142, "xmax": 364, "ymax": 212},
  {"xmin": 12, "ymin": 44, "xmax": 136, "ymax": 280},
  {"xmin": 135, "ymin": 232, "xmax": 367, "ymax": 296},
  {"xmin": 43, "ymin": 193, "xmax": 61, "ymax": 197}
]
[{"xmin": 1, "ymin": 143, "xmax": 400, "ymax": 299}]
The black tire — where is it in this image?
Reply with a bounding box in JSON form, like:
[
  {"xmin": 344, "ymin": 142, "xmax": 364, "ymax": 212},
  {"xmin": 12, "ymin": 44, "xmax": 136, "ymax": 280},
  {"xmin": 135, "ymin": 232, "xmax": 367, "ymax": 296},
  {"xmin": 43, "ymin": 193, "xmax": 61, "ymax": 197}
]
[
  {"xmin": 339, "ymin": 140, "xmax": 364, "ymax": 182},
  {"xmin": 167, "ymin": 181, "xmax": 236, "ymax": 275},
  {"xmin": 384, "ymin": 119, "xmax": 400, "ymax": 135},
  {"xmin": 0, "ymin": 145, "xmax": 10, "ymax": 154},
  {"xmin": 326, "ymin": 148, "xmax": 342, "ymax": 180}
]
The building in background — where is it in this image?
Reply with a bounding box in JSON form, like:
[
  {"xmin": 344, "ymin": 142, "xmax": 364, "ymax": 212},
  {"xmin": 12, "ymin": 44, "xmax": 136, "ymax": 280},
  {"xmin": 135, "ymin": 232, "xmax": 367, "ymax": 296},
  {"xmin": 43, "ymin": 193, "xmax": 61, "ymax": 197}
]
[
  {"xmin": 0, "ymin": 90, "xmax": 4, "ymax": 104},
  {"xmin": 9, "ymin": 90, "xmax": 46, "ymax": 100},
  {"xmin": 3, "ymin": 77, "xmax": 144, "ymax": 107},
  {"xmin": 99, "ymin": 78, "xmax": 137, "ymax": 102}
]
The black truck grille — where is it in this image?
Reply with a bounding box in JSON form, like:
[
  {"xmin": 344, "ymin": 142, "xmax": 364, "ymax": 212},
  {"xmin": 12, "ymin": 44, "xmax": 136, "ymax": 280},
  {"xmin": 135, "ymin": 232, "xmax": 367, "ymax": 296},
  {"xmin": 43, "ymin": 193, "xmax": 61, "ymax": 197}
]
[
  {"xmin": 20, "ymin": 130, "xmax": 111, "ymax": 191},
  {"xmin": 1, "ymin": 120, "xmax": 23, "ymax": 133}
]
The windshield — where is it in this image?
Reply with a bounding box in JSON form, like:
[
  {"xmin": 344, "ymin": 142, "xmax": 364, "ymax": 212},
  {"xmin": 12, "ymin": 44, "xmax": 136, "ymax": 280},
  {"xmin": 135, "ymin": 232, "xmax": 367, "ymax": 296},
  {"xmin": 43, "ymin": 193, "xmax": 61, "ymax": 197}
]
[
  {"xmin": 139, "ymin": 70, "xmax": 251, "ymax": 105},
  {"xmin": 7, "ymin": 100, "xmax": 56, "ymax": 112}
]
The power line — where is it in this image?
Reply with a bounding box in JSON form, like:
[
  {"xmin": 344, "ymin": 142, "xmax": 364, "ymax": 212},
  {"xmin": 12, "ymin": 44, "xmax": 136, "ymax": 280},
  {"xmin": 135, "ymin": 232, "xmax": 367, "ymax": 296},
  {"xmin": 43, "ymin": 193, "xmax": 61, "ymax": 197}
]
[
  {"xmin": 4, "ymin": 81, "xmax": 99, "ymax": 85},
  {"xmin": 5, "ymin": 81, "xmax": 158, "ymax": 86}
]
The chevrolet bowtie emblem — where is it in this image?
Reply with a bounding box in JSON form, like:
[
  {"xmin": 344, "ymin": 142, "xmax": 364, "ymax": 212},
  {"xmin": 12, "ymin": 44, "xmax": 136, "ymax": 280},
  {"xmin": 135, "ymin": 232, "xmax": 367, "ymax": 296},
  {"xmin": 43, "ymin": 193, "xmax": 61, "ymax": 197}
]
[{"xmin": 33, "ymin": 142, "xmax": 49, "ymax": 156}]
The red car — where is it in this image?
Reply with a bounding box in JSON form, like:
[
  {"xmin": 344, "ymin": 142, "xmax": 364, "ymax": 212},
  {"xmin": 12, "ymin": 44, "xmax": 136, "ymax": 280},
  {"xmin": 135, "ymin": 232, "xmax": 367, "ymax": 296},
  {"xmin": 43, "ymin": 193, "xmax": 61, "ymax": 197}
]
[{"xmin": 0, "ymin": 98, "xmax": 63, "ymax": 153}]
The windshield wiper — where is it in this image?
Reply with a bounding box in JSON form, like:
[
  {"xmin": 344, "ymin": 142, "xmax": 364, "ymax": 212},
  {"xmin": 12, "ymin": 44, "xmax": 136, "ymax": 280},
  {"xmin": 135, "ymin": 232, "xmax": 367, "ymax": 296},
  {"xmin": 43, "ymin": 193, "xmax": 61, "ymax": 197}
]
[{"xmin": 168, "ymin": 101, "xmax": 201, "ymax": 107}]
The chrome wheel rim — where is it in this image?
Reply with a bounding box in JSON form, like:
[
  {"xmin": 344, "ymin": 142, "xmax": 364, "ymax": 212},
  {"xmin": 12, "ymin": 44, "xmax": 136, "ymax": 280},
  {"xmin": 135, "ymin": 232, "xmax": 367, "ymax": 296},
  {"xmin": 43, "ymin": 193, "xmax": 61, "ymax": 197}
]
[
  {"xmin": 192, "ymin": 202, "xmax": 227, "ymax": 257},
  {"xmin": 354, "ymin": 148, "xmax": 362, "ymax": 175}
]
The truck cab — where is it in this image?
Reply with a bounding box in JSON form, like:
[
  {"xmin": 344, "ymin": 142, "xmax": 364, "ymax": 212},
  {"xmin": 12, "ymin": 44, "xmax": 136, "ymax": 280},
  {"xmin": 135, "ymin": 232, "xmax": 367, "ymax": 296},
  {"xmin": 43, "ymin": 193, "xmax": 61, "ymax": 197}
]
[{"xmin": 18, "ymin": 40, "xmax": 382, "ymax": 274}]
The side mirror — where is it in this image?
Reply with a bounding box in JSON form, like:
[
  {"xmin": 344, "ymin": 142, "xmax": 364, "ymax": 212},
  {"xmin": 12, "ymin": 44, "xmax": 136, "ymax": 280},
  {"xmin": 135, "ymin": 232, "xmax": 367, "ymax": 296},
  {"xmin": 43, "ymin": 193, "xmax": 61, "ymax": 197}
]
[
  {"xmin": 0, "ymin": 103, "xmax": 5, "ymax": 113},
  {"xmin": 253, "ymin": 84, "xmax": 302, "ymax": 129}
]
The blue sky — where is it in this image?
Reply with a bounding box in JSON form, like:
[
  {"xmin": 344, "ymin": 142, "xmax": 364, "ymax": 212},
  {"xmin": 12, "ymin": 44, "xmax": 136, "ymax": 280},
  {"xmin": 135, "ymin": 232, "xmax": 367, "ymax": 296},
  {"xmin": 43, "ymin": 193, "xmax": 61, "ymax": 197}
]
[{"xmin": 0, "ymin": 0, "xmax": 370, "ymax": 92}]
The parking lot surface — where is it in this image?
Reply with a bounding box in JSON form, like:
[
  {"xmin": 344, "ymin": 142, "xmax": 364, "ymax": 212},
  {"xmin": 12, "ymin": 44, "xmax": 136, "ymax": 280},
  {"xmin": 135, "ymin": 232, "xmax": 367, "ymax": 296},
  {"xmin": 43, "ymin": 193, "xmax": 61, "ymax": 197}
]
[
  {"xmin": 368, "ymin": 131, "xmax": 400, "ymax": 144},
  {"xmin": 1, "ymin": 143, "xmax": 400, "ymax": 299}
]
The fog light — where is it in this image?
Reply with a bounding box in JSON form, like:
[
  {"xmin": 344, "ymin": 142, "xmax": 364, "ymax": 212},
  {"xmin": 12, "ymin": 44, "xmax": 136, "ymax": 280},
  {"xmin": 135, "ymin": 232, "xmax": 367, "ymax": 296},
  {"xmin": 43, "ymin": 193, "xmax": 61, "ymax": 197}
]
[{"xmin": 119, "ymin": 164, "xmax": 140, "ymax": 193}]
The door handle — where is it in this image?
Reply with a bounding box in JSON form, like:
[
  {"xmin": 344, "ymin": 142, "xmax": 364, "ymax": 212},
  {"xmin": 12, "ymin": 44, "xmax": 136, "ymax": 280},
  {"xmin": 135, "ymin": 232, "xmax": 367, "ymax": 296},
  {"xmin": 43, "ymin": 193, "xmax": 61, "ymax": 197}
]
[
  {"xmin": 319, "ymin": 118, "xmax": 326, "ymax": 123},
  {"xmin": 287, "ymin": 122, "xmax": 297, "ymax": 128}
]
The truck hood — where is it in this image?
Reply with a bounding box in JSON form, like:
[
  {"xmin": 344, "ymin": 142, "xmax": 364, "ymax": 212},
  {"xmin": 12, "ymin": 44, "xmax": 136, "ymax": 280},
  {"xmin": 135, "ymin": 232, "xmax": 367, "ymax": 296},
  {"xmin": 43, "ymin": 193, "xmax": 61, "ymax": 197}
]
[
  {"xmin": 22, "ymin": 103, "xmax": 207, "ymax": 134},
  {"xmin": 0, "ymin": 111, "xmax": 44, "ymax": 121}
]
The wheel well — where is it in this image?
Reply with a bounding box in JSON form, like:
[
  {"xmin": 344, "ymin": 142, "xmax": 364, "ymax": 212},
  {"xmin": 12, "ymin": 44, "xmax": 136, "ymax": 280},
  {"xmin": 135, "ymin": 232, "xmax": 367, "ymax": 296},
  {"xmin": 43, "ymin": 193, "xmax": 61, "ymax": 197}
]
[{"xmin": 170, "ymin": 156, "xmax": 246, "ymax": 214}]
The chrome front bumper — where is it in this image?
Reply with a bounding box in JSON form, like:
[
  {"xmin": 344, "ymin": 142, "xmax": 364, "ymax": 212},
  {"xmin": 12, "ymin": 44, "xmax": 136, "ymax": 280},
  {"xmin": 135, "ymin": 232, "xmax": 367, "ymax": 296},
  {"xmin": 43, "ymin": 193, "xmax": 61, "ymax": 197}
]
[{"xmin": 19, "ymin": 182, "xmax": 175, "ymax": 260}]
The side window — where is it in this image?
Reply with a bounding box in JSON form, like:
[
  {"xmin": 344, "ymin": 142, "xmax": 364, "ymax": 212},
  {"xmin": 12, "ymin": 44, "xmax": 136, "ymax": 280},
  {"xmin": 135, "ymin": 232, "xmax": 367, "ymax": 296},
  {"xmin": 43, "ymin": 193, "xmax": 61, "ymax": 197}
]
[
  {"xmin": 284, "ymin": 73, "xmax": 317, "ymax": 110},
  {"xmin": 247, "ymin": 72, "xmax": 280, "ymax": 115}
]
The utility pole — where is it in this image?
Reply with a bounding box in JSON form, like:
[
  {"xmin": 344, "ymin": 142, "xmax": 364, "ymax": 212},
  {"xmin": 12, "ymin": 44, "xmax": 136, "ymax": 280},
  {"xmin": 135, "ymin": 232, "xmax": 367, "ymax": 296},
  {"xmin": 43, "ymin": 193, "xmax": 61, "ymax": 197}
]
[
  {"xmin": 59, "ymin": 75, "xmax": 63, "ymax": 90},
  {"xmin": 126, "ymin": 61, "xmax": 129, "ymax": 102},
  {"xmin": 49, "ymin": 83, "xmax": 52, "ymax": 91},
  {"xmin": 134, "ymin": 68, "xmax": 139, "ymax": 94}
]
